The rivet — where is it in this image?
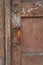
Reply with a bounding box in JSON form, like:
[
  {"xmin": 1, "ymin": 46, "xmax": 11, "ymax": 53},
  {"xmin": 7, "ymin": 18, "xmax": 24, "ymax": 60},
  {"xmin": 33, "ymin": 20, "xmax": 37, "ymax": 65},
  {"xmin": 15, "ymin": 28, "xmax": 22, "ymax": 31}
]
[
  {"xmin": 31, "ymin": 8, "xmax": 34, "ymax": 11},
  {"xmin": 27, "ymin": 9, "xmax": 31, "ymax": 12},
  {"xmin": 39, "ymin": 4, "xmax": 42, "ymax": 6}
]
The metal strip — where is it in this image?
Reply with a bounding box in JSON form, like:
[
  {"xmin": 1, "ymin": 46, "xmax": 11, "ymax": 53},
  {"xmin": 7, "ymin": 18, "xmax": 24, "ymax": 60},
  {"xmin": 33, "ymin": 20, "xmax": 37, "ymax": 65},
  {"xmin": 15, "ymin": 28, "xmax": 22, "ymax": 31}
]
[
  {"xmin": 5, "ymin": 0, "xmax": 11, "ymax": 65},
  {"xmin": 21, "ymin": 15, "xmax": 43, "ymax": 18},
  {"xmin": 12, "ymin": 0, "xmax": 21, "ymax": 65},
  {"xmin": 22, "ymin": 52, "xmax": 43, "ymax": 56},
  {"xmin": 21, "ymin": 0, "xmax": 43, "ymax": 2}
]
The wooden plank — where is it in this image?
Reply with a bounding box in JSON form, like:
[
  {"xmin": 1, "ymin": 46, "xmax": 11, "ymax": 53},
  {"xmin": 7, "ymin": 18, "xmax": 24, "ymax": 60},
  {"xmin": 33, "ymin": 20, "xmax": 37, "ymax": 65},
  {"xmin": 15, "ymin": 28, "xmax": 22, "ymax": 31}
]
[{"xmin": 5, "ymin": 0, "xmax": 11, "ymax": 65}]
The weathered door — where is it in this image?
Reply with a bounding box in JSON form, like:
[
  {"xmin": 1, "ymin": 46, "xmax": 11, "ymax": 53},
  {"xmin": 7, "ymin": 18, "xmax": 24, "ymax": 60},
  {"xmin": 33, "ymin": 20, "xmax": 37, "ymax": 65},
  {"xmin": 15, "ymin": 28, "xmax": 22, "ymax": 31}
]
[{"xmin": 0, "ymin": 0, "xmax": 43, "ymax": 65}]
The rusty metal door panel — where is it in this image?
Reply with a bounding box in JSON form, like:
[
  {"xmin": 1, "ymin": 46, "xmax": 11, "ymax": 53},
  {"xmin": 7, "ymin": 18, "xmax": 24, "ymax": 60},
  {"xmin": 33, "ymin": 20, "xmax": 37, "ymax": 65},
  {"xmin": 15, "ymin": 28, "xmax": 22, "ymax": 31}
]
[
  {"xmin": 3, "ymin": 0, "xmax": 43, "ymax": 65},
  {"xmin": 22, "ymin": 55, "xmax": 43, "ymax": 65},
  {"xmin": 0, "ymin": 0, "xmax": 5, "ymax": 65},
  {"xmin": 21, "ymin": 2, "xmax": 43, "ymax": 17},
  {"xmin": 21, "ymin": 1, "xmax": 43, "ymax": 64},
  {"xmin": 21, "ymin": 18, "xmax": 43, "ymax": 52}
]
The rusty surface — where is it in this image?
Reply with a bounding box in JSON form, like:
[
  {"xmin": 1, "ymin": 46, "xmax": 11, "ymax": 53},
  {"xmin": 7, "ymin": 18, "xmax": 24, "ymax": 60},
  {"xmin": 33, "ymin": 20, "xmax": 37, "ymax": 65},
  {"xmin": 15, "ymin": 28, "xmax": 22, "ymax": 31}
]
[
  {"xmin": 21, "ymin": 18, "xmax": 43, "ymax": 52},
  {"xmin": 0, "ymin": 0, "xmax": 5, "ymax": 65},
  {"xmin": 12, "ymin": 0, "xmax": 21, "ymax": 65},
  {"xmin": 21, "ymin": 2, "xmax": 43, "ymax": 17},
  {"xmin": 22, "ymin": 0, "xmax": 43, "ymax": 2},
  {"xmin": 22, "ymin": 55, "xmax": 43, "ymax": 65}
]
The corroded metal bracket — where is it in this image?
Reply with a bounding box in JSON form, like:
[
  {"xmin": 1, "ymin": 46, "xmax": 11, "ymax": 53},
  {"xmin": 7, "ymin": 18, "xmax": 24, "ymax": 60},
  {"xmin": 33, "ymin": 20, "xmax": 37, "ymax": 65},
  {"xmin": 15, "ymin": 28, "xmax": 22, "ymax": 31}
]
[
  {"xmin": 13, "ymin": 27, "xmax": 21, "ymax": 45},
  {"xmin": 12, "ymin": 2, "xmax": 21, "ymax": 46}
]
